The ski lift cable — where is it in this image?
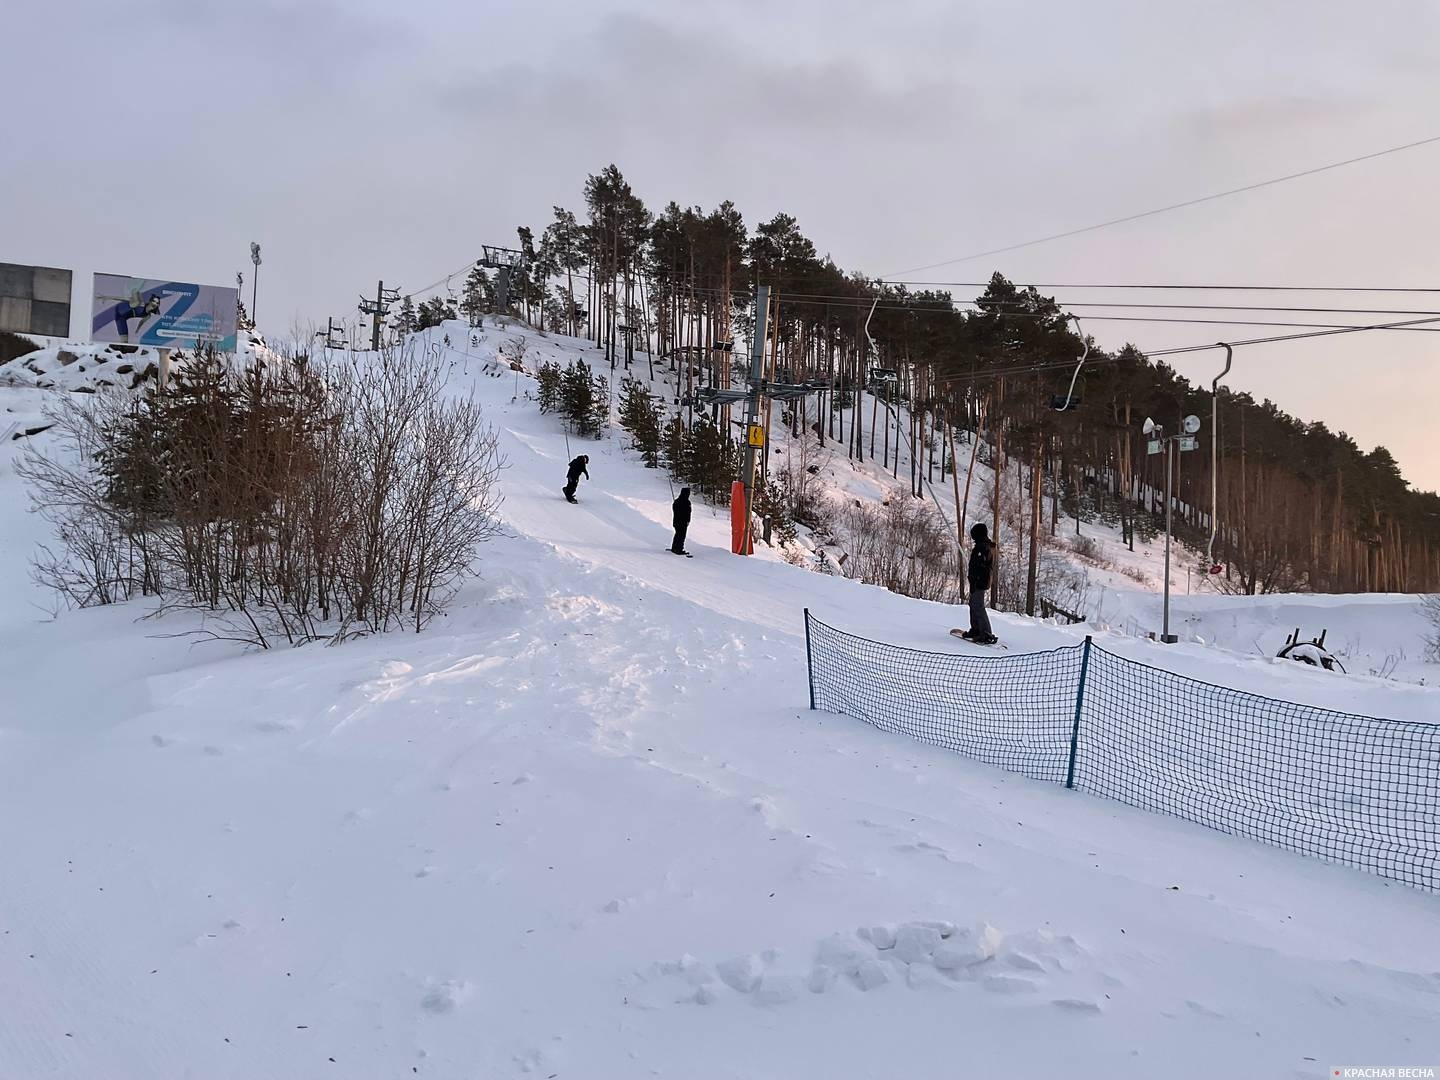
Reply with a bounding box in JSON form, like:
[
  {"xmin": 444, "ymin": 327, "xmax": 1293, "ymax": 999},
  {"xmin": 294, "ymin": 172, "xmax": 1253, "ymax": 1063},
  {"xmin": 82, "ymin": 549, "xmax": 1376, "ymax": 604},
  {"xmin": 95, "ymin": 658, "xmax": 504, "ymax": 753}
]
[
  {"xmin": 407, "ymin": 259, "xmax": 481, "ymax": 301},
  {"xmin": 1005, "ymin": 310, "xmax": 1440, "ymax": 373},
  {"xmin": 783, "ymin": 296, "xmax": 1440, "ymax": 317},
  {"xmin": 862, "ymin": 292, "xmax": 949, "ymax": 523},
  {"xmin": 608, "ymin": 264, "xmax": 1440, "ymax": 297},
  {"xmin": 665, "ymin": 285, "xmax": 1440, "ymax": 329},
  {"xmin": 631, "ymin": 279, "xmax": 1440, "ymax": 323},
  {"xmin": 1146, "ymin": 313, "xmax": 1440, "ymax": 357},
  {"xmin": 583, "ymin": 262, "xmax": 1440, "ymax": 295}
]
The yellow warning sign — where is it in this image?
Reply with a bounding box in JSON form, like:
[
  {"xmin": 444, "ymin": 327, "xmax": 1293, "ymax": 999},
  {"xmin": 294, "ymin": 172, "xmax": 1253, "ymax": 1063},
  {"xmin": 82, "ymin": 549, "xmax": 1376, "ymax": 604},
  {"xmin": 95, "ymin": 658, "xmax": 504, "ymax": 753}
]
[{"xmin": 747, "ymin": 424, "xmax": 765, "ymax": 448}]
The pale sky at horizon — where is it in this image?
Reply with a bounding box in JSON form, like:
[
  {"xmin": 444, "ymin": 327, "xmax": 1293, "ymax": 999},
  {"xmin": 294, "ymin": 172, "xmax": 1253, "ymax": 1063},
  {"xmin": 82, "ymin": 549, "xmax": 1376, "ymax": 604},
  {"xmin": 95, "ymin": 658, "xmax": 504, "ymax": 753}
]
[{"xmin": 5, "ymin": 0, "xmax": 1439, "ymax": 489}]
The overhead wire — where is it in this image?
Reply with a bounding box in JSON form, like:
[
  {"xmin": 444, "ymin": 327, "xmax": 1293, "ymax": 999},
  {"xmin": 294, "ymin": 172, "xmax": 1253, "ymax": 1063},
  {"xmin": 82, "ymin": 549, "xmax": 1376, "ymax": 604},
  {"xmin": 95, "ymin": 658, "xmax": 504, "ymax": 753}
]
[
  {"xmin": 932, "ymin": 313, "xmax": 1440, "ymax": 382},
  {"xmin": 883, "ymin": 279, "xmax": 1440, "ymax": 293},
  {"xmin": 884, "ymin": 132, "xmax": 1440, "ymax": 277},
  {"xmin": 660, "ymin": 284, "xmax": 1440, "ymax": 332},
  {"xmin": 1146, "ymin": 315, "xmax": 1440, "ymax": 357},
  {"xmin": 393, "ymin": 239, "xmax": 1440, "ymax": 365}
]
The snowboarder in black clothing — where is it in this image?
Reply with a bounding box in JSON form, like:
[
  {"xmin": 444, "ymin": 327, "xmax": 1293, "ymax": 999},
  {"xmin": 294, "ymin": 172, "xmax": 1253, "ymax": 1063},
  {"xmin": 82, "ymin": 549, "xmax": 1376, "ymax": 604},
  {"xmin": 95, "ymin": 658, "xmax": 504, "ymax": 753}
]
[
  {"xmin": 963, "ymin": 522, "xmax": 997, "ymax": 644},
  {"xmin": 671, "ymin": 487, "xmax": 692, "ymax": 555},
  {"xmin": 563, "ymin": 455, "xmax": 589, "ymax": 502}
]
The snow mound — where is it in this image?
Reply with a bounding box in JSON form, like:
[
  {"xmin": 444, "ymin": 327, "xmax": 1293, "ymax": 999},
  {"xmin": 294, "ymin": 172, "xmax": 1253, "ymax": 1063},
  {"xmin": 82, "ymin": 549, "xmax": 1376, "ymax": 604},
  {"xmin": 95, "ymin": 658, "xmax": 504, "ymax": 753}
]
[
  {"xmin": 633, "ymin": 920, "xmax": 1100, "ymax": 1010},
  {"xmin": 0, "ymin": 342, "xmax": 161, "ymax": 391}
]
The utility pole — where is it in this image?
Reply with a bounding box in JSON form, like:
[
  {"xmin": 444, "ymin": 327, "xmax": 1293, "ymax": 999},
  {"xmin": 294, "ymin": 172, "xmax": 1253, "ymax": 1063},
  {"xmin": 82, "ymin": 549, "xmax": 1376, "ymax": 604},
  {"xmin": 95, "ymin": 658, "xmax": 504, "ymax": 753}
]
[
  {"xmin": 739, "ymin": 285, "xmax": 771, "ymax": 556},
  {"xmin": 358, "ymin": 280, "xmax": 400, "ymax": 351},
  {"xmin": 1162, "ymin": 436, "xmax": 1176, "ymax": 643}
]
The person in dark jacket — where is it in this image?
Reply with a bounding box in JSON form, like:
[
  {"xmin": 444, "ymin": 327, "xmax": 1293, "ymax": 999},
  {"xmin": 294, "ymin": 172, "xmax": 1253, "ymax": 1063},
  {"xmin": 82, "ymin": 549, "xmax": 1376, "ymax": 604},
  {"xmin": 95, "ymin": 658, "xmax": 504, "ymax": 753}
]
[
  {"xmin": 563, "ymin": 455, "xmax": 589, "ymax": 502},
  {"xmin": 965, "ymin": 522, "xmax": 997, "ymax": 643},
  {"xmin": 671, "ymin": 487, "xmax": 692, "ymax": 555}
]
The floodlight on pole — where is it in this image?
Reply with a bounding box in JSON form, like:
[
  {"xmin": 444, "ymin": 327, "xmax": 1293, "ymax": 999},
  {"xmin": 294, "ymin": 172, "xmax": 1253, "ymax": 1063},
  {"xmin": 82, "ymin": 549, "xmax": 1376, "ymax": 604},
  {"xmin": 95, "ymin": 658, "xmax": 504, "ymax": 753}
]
[{"xmin": 249, "ymin": 242, "xmax": 262, "ymax": 325}]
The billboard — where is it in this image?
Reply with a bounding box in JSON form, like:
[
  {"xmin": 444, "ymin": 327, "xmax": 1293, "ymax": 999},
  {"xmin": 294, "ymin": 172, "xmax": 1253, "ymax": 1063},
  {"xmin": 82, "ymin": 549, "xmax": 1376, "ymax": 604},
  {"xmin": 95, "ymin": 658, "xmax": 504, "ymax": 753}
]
[
  {"xmin": 91, "ymin": 273, "xmax": 238, "ymax": 351},
  {"xmin": 0, "ymin": 262, "xmax": 73, "ymax": 338}
]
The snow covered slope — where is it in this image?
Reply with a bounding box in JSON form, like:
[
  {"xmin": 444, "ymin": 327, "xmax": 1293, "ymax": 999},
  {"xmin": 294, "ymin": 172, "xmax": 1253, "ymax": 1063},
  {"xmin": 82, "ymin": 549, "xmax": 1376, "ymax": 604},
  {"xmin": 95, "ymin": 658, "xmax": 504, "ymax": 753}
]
[{"xmin": 1, "ymin": 320, "xmax": 1437, "ymax": 1079}]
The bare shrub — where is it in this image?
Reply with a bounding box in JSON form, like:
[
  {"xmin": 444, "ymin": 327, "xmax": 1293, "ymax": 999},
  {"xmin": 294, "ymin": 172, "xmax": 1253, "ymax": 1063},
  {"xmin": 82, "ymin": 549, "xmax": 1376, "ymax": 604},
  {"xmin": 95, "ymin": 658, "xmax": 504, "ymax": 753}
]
[
  {"xmin": 974, "ymin": 472, "xmax": 1089, "ymax": 617},
  {"xmin": 325, "ymin": 348, "xmax": 505, "ymax": 636},
  {"xmin": 18, "ymin": 385, "xmax": 161, "ymax": 607},
  {"xmin": 20, "ymin": 344, "xmax": 504, "ymax": 647},
  {"xmin": 1069, "ymin": 534, "xmax": 1102, "ymax": 561},
  {"xmin": 781, "ymin": 435, "xmax": 834, "ymax": 535},
  {"xmin": 504, "ymin": 335, "xmax": 530, "ymax": 367},
  {"xmin": 840, "ymin": 499, "xmax": 963, "ymax": 604},
  {"xmin": 1423, "ymin": 594, "xmax": 1440, "ymax": 663},
  {"xmin": 1118, "ymin": 563, "xmax": 1150, "ymax": 585}
]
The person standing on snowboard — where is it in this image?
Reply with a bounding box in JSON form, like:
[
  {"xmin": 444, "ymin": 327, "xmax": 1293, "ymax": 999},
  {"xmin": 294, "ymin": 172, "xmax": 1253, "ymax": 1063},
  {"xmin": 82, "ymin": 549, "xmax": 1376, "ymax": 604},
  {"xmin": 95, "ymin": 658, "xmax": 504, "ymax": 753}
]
[
  {"xmin": 671, "ymin": 487, "xmax": 692, "ymax": 555},
  {"xmin": 563, "ymin": 454, "xmax": 589, "ymax": 503},
  {"xmin": 964, "ymin": 522, "xmax": 997, "ymax": 644}
]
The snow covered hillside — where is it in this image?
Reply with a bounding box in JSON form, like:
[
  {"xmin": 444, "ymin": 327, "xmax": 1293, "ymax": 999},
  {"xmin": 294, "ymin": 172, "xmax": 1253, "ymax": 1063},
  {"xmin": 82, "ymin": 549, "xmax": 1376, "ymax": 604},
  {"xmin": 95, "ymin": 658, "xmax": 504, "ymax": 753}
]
[{"xmin": 1, "ymin": 321, "xmax": 1437, "ymax": 1079}]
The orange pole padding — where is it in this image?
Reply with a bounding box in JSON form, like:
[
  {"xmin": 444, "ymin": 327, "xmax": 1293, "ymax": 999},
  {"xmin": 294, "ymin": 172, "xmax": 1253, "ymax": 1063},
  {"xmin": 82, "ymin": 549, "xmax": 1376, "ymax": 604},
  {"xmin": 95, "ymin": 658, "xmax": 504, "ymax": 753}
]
[{"xmin": 731, "ymin": 481, "xmax": 750, "ymax": 554}]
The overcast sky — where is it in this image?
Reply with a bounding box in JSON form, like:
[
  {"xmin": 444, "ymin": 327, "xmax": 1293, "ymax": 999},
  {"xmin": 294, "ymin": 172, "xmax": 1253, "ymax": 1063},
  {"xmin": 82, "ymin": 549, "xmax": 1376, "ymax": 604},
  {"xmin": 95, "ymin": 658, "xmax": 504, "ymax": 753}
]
[{"xmin": 6, "ymin": 0, "xmax": 1439, "ymax": 487}]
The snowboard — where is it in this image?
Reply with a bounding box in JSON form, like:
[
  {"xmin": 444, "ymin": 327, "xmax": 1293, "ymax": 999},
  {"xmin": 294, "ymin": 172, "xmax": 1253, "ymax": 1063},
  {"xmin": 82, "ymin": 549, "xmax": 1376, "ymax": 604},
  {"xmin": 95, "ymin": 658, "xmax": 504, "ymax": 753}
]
[
  {"xmin": 950, "ymin": 628, "xmax": 1002, "ymax": 647},
  {"xmin": 666, "ymin": 549, "xmax": 694, "ymax": 558}
]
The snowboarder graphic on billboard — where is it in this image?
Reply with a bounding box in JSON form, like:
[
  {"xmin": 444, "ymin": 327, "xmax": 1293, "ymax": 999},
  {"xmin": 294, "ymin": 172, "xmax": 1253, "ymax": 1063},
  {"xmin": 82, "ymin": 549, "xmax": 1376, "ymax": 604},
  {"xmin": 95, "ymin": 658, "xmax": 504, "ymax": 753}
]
[{"xmin": 103, "ymin": 284, "xmax": 164, "ymax": 343}]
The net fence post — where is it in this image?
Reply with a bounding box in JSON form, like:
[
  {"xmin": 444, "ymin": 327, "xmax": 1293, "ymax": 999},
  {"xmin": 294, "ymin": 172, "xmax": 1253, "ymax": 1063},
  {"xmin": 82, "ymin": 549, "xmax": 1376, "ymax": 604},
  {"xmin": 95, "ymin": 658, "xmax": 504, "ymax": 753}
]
[
  {"xmin": 803, "ymin": 608, "xmax": 816, "ymax": 710},
  {"xmin": 1066, "ymin": 635, "xmax": 1092, "ymax": 790}
]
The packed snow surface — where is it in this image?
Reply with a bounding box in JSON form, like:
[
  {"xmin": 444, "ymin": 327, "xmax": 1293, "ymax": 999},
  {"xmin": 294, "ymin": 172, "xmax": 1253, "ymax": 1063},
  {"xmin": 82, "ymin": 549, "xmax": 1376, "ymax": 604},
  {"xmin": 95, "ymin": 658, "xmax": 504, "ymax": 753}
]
[{"xmin": 1, "ymin": 321, "xmax": 1437, "ymax": 1079}]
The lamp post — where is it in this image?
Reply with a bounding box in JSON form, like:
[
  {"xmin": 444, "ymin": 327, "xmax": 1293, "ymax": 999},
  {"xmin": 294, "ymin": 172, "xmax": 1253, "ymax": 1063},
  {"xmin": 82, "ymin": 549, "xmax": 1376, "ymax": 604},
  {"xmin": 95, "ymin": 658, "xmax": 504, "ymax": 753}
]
[{"xmin": 249, "ymin": 242, "xmax": 262, "ymax": 326}]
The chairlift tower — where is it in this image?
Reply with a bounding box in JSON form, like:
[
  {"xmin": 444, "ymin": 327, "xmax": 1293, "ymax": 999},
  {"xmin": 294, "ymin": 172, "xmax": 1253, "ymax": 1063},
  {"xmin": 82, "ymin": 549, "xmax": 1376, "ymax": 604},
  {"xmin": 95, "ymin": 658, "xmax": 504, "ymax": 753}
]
[
  {"xmin": 692, "ymin": 285, "xmax": 826, "ymax": 555},
  {"xmin": 314, "ymin": 316, "xmax": 346, "ymax": 351},
  {"xmin": 479, "ymin": 245, "xmax": 525, "ymax": 315},
  {"xmin": 358, "ymin": 281, "xmax": 401, "ymax": 351}
]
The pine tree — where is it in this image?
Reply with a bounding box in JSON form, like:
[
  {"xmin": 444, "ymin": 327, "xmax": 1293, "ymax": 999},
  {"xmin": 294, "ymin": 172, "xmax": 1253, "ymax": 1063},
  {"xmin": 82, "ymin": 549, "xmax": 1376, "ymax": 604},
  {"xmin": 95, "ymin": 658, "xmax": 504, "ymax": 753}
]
[
  {"xmin": 542, "ymin": 207, "xmax": 586, "ymax": 337},
  {"xmin": 460, "ymin": 265, "xmax": 492, "ymax": 326},
  {"xmin": 395, "ymin": 296, "xmax": 417, "ymax": 338},
  {"xmin": 685, "ymin": 419, "xmax": 738, "ymax": 504},
  {"xmin": 415, "ymin": 297, "xmax": 456, "ymax": 331},
  {"xmin": 662, "ymin": 415, "xmax": 688, "ymax": 481},
  {"xmin": 536, "ymin": 362, "xmax": 562, "ymax": 414},
  {"xmin": 618, "ymin": 379, "xmax": 662, "ymax": 466},
  {"xmin": 557, "ymin": 361, "xmax": 608, "ymax": 438}
]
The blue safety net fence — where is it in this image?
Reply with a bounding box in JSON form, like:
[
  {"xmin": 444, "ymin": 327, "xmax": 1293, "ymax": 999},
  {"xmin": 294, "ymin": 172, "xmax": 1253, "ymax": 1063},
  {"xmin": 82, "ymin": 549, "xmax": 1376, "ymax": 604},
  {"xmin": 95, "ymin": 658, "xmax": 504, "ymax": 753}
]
[{"xmin": 804, "ymin": 610, "xmax": 1440, "ymax": 891}]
